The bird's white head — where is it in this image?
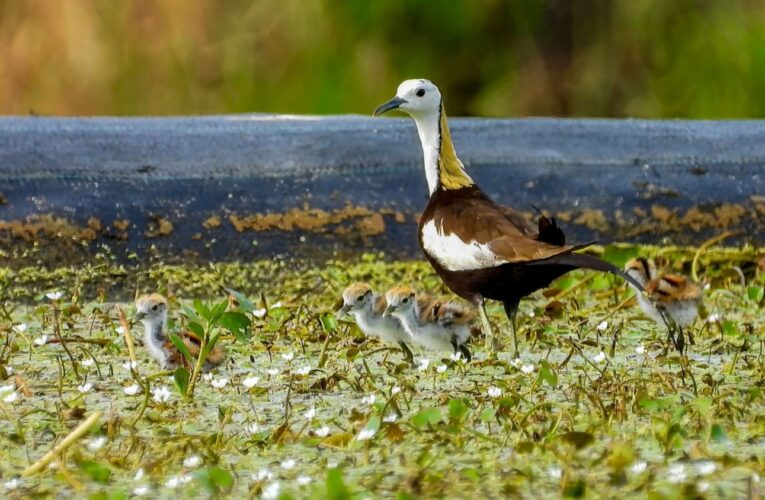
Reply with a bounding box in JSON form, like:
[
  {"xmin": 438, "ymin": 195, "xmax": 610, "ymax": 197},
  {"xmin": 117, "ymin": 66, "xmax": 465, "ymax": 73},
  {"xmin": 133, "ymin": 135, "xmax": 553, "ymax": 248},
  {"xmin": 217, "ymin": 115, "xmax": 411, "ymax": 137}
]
[
  {"xmin": 383, "ymin": 286, "xmax": 417, "ymax": 319},
  {"xmin": 337, "ymin": 283, "xmax": 374, "ymax": 317},
  {"xmin": 135, "ymin": 293, "xmax": 168, "ymax": 329},
  {"xmin": 373, "ymin": 79, "xmax": 442, "ymax": 119}
]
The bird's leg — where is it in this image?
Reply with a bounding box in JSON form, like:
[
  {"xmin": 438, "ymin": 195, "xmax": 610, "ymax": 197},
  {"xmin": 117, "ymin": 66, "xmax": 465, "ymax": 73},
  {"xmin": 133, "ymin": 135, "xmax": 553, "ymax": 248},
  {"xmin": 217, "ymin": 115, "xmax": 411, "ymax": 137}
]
[
  {"xmin": 677, "ymin": 326, "xmax": 685, "ymax": 355},
  {"xmin": 477, "ymin": 298, "xmax": 497, "ymax": 356},
  {"xmin": 503, "ymin": 300, "xmax": 520, "ymax": 359},
  {"xmin": 399, "ymin": 341, "xmax": 414, "ymax": 366},
  {"xmin": 459, "ymin": 344, "xmax": 472, "ymax": 363}
]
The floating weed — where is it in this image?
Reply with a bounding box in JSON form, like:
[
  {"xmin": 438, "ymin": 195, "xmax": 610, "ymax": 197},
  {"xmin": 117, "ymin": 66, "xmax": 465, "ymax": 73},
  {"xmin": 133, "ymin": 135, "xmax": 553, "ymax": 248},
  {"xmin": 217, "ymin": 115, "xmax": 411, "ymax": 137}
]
[{"xmin": 1, "ymin": 248, "xmax": 764, "ymax": 496}]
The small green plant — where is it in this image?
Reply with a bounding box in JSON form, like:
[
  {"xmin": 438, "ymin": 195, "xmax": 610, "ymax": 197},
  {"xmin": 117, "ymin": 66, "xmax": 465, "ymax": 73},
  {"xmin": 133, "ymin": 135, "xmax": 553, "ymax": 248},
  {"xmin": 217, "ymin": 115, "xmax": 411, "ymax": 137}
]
[{"xmin": 176, "ymin": 295, "xmax": 252, "ymax": 399}]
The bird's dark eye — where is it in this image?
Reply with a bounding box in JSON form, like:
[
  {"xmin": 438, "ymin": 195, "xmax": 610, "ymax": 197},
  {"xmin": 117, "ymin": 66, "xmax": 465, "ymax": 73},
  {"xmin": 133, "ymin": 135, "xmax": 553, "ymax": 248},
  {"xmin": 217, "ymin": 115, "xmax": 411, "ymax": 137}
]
[
  {"xmin": 357, "ymin": 295, "xmax": 364, "ymax": 301},
  {"xmin": 416, "ymin": 88, "xmax": 425, "ymax": 97},
  {"xmin": 151, "ymin": 304, "xmax": 159, "ymax": 311},
  {"xmin": 403, "ymin": 297, "xmax": 409, "ymax": 304}
]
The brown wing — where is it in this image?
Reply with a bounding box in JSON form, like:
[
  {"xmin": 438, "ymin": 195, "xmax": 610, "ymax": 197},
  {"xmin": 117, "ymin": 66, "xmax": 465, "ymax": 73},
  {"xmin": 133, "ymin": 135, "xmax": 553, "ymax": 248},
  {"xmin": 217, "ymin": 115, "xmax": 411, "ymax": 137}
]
[
  {"xmin": 437, "ymin": 301, "xmax": 475, "ymax": 326},
  {"xmin": 372, "ymin": 294, "xmax": 387, "ymax": 316},
  {"xmin": 416, "ymin": 295, "xmax": 440, "ymax": 322},
  {"xmin": 648, "ymin": 275, "xmax": 702, "ymax": 303},
  {"xmin": 164, "ymin": 331, "xmax": 225, "ymax": 368},
  {"xmin": 435, "ymin": 192, "xmax": 576, "ymax": 264}
]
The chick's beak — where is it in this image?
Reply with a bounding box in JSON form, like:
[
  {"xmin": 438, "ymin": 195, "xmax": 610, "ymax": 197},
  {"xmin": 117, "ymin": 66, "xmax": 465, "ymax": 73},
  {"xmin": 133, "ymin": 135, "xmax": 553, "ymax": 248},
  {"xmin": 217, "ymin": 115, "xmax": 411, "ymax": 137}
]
[
  {"xmin": 373, "ymin": 96, "xmax": 407, "ymax": 116},
  {"xmin": 382, "ymin": 305, "xmax": 396, "ymax": 317},
  {"xmin": 134, "ymin": 311, "xmax": 146, "ymax": 321},
  {"xmin": 336, "ymin": 304, "xmax": 350, "ymax": 317}
]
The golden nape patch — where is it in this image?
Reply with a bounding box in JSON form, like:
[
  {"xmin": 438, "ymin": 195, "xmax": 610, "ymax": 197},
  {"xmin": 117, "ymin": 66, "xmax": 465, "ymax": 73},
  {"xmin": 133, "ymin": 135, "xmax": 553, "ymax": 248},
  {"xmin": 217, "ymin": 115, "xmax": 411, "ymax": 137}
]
[{"xmin": 437, "ymin": 104, "xmax": 474, "ymax": 191}]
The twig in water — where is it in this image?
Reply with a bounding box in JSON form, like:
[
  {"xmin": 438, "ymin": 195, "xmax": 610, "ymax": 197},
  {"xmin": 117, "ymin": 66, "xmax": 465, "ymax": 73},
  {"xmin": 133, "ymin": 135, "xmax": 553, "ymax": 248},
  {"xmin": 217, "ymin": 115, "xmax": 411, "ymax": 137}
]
[{"xmin": 23, "ymin": 411, "xmax": 103, "ymax": 476}]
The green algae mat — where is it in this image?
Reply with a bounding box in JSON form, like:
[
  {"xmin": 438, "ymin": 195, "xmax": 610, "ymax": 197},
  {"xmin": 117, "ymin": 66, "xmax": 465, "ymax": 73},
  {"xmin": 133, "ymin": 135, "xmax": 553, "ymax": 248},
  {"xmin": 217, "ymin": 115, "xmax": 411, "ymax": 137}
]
[{"xmin": 1, "ymin": 244, "xmax": 764, "ymax": 498}]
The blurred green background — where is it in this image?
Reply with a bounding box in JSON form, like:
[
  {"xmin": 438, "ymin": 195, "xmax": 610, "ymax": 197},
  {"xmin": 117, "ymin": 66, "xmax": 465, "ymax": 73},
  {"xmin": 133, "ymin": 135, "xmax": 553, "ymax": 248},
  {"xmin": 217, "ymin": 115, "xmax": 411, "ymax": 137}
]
[{"xmin": 2, "ymin": 0, "xmax": 765, "ymax": 118}]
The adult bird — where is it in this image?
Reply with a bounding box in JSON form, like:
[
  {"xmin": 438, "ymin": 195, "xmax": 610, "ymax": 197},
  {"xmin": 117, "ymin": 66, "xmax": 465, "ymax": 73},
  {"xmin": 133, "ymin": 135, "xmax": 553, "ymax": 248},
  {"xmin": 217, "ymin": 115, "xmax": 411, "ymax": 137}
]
[{"xmin": 373, "ymin": 79, "xmax": 646, "ymax": 357}]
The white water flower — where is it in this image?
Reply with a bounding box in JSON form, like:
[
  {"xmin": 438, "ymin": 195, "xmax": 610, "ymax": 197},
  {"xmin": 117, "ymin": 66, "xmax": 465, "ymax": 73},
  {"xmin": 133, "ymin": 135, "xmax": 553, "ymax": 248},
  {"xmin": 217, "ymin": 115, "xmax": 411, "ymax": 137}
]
[
  {"xmin": 12, "ymin": 323, "xmax": 27, "ymax": 333},
  {"xmin": 357, "ymin": 427, "xmax": 376, "ymax": 441},
  {"xmin": 487, "ymin": 386, "xmax": 502, "ymax": 398},
  {"xmin": 296, "ymin": 475, "xmax": 312, "ymax": 486},
  {"xmin": 115, "ymin": 326, "xmax": 125, "ymax": 334},
  {"xmin": 3, "ymin": 479, "xmax": 19, "ymax": 490},
  {"xmin": 548, "ymin": 466, "xmax": 562, "ymax": 479},
  {"xmin": 46, "ymin": 291, "xmax": 63, "ymax": 300},
  {"xmin": 202, "ymin": 373, "xmax": 214, "ymax": 382},
  {"xmin": 266, "ymin": 368, "xmax": 279, "ymax": 376},
  {"xmin": 211, "ymin": 378, "xmax": 228, "ymax": 389},
  {"xmin": 436, "ymin": 364, "xmax": 447, "ymax": 373},
  {"xmin": 270, "ymin": 302, "xmax": 283, "ymax": 309},
  {"xmin": 33, "ymin": 335, "xmax": 48, "ymax": 346},
  {"xmin": 81, "ymin": 358, "xmax": 95, "ymax": 367},
  {"xmin": 165, "ymin": 476, "xmax": 181, "ymax": 489},
  {"xmin": 698, "ymin": 481, "xmax": 710, "ymax": 492},
  {"xmin": 124, "ymin": 384, "xmax": 141, "ymax": 396},
  {"xmin": 753, "ymin": 473, "xmax": 761, "ymax": 483},
  {"xmin": 327, "ymin": 461, "xmax": 338, "ymax": 469},
  {"xmin": 528, "ymin": 311, "xmax": 536, "ymax": 318},
  {"xmin": 707, "ymin": 313, "xmax": 720, "ymax": 323},
  {"xmin": 247, "ymin": 423, "xmax": 261, "ymax": 435},
  {"xmin": 183, "ymin": 455, "xmax": 202, "ymax": 468},
  {"xmin": 597, "ymin": 321, "xmax": 608, "ymax": 331},
  {"xmin": 87, "ymin": 436, "xmax": 107, "ymax": 451},
  {"xmin": 0, "ymin": 384, "xmax": 14, "ymax": 395},
  {"xmin": 253, "ymin": 308, "xmax": 267, "ymax": 318},
  {"xmin": 667, "ymin": 463, "xmax": 687, "ymax": 483},
  {"xmin": 133, "ymin": 485, "xmax": 150, "ymax": 496},
  {"xmin": 295, "ymin": 365, "xmax": 311, "ymax": 376},
  {"xmin": 252, "ymin": 469, "xmax": 273, "ymax": 481},
  {"xmin": 361, "ymin": 394, "xmax": 376, "ymax": 405},
  {"xmin": 281, "ymin": 351, "xmax": 294, "ymax": 362},
  {"xmin": 134, "ymin": 468, "xmax": 145, "ymax": 481},
  {"xmin": 521, "ymin": 364, "xmax": 535, "ymax": 374},
  {"xmin": 695, "ymin": 461, "xmax": 716, "ymax": 476},
  {"xmin": 242, "ymin": 376, "xmax": 260, "ymax": 389},
  {"xmin": 122, "ymin": 361, "xmax": 138, "ymax": 371},
  {"xmin": 630, "ymin": 461, "xmax": 647, "ymax": 474},
  {"xmin": 77, "ymin": 382, "xmax": 93, "ymax": 393},
  {"xmin": 383, "ymin": 413, "xmax": 397, "ymax": 423},
  {"xmin": 261, "ymin": 481, "xmax": 280, "ymax": 500},
  {"xmin": 280, "ymin": 459, "xmax": 296, "ymax": 470},
  {"xmin": 592, "ymin": 351, "xmax": 606, "ymax": 363},
  {"xmin": 635, "ymin": 345, "xmax": 646, "ymax": 355},
  {"xmin": 315, "ymin": 426, "xmax": 330, "ymax": 437},
  {"xmin": 510, "ymin": 358, "xmax": 522, "ymax": 368},
  {"xmin": 449, "ymin": 352, "xmax": 462, "ymax": 362},
  {"xmin": 305, "ymin": 407, "xmax": 316, "ymax": 419},
  {"xmin": 3, "ymin": 391, "xmax": 18, "ymax": 404},
  {"xmin": 417, "ymin": 358, "xmax": 430, "ymax": 372},
  {"xmin": 151, "ymin": 385, "xmax": 172, "ymax": 403},
  {"xmin": 391, "ymin": 386, "xmax": 401, "ymax": 395}
]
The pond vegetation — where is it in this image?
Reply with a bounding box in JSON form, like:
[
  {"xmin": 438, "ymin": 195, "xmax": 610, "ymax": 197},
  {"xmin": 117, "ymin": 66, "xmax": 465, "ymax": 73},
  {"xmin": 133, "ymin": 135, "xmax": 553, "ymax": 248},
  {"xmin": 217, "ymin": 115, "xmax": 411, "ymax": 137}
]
[{"xmin": 1, "ymin": 244, "xmax": 763, "ymax": 498}]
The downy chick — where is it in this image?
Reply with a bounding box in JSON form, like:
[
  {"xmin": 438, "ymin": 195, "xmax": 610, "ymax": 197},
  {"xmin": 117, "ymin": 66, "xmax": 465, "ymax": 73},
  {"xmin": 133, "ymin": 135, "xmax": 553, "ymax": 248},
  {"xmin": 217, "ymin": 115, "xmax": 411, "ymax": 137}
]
[
  {"xmin": 384, "ymin": 286, "xmax": 472, "ymax": 361},
  {"xmin": 625, "ymin": 258, "xmax": 702, "ymax": 352},
  {"xmin": 135, "ymin": 294, "xmax": 225, "ymax": 371},
  {"xmin": 337, "ymin": 283, "xmax": 414, "ymax": 363}
]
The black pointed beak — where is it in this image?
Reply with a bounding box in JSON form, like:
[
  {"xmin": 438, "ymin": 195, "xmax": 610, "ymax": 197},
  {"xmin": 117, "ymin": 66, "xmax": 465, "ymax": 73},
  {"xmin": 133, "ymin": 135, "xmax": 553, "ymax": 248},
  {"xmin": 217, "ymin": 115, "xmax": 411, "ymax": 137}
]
[
  {"xmin": 135, "ymin": 311, "xmax": 146, "ymax": 321},
  {"xmin": 373, "ymin": 96, "xmax": 407, "ymax": 116},
  {"xmin": 336, "ymin": 304, "xmax": 350, "ymax": 317}
]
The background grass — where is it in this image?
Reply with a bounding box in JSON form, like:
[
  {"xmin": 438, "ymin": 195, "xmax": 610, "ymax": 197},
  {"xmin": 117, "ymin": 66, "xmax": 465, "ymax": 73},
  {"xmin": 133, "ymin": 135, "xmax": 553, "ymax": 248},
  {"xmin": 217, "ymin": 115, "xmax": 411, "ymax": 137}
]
[{"xmin": 2, "ymin": 0, "xmax": 765, "ymax": 118}]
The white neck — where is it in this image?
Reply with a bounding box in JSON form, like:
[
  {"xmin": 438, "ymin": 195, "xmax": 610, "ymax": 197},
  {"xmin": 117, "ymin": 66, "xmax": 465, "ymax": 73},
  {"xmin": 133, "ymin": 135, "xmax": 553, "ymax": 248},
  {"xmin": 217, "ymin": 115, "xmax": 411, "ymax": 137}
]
[
  {"xmin": 394, "ymin": 308, "xmax": 420, "ymax": 337},
  {"xmin": 410, "ymin": 110, "xmax": 441, "ymax": 195}
]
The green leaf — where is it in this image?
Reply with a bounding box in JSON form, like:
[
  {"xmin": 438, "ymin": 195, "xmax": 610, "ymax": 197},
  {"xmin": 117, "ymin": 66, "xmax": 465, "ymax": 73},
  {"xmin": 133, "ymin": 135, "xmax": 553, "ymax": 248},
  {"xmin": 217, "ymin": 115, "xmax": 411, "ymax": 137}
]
[
  {"xmin": 225, "ymin": 288, "xmax": 255, "ymax": 313},
  {"xmin": 355, "ymin": 416, "xmax": 381, "ymax": 442},
  {"xmin": 78, "ymin": 460, "xmax": 112, "ymax": 483},
  {"xmin": 210, "ymin": 300, "xmax": 228, "ymax": 324},
  {"xmin": 410, "ymin": 407, "xmax": 442, "ymax": 430},
  {"xmin": 181, "ymin": 305, "xmax": 202, "ymax": 324},
  {"xmin": 560, "ymin": 431, "xmax": 594, "ymax": 450},
  {"xmin": 173, "ymin": 366, "xmax": 189, "ymax": 396},
  {"xmin": 193, "ymin": 299, "xmax": 210, "ymax": 320},
  {"xmin": 169, "ymin": 333, "xmax": 193, "ymax": 362},
  {"xmin": 326, "ymin": 467, "xmax": 351, "ymax": 500},
  {"xmin": 601, "ymin": 244, "xmax": 639, "ymax": 267},
  {"xmin": 479, "ymin": 407, "xmax": 496, "ymax": 423},
  {"xmin": 186, "ymin": 321, "xmax": 205, "ymax": 338},
  {"xmin": 710, "ymin": 423, "xmax": 728, "ymax": 442},
  {"xmin": 320, "ymin": 313, "xmax": 339, "ymax": 332},
  {"xmin": 562, "ymin": 479, "xmax": 586, "ymax": 498},
  {"xmin": 194, "ymin": 466, "xmax": 233, "ymax": 495},
  {"xmin": 447, "ymin": 398, "xmax": 469, "ymax": 421},
  {"xmin": 201, "ymin": 331, "xmax": 221, "ymax": 361},
  {"xmin": 747, "ymin": 286, "xmax": 763, "ymax": 302},
  {"xmin": 540, "ymin": 360, "xmax": 558, "ymax": 388},
  {"xmin": 219, "ymin": 311, "xmax": 251, "ymax": 342}
]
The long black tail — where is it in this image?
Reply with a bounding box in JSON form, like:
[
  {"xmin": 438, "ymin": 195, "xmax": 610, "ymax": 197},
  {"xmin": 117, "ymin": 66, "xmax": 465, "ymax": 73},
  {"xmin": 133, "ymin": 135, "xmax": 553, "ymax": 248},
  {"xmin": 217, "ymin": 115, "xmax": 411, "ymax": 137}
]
[{"xmin": 536, "ymin": 252, "xmax": 645, "ymax": 293}]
